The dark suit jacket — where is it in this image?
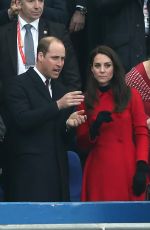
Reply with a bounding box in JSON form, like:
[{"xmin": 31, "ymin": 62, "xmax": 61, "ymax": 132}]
[
  {"xmin": 0, "ymin": 18, "xmax": 81, "ymax": 91},
  {"xmin": 87, "ymin": 0, "xmax": 146, "ymax": 72},
  {"xmin": 43, "ymin": 0, "xmax": 68, "ymax": 25},
  {"xmin": 0, "ymin": 0, "xmax": 68, "ymax": 25},
  {"xmin": 4, "ymin": 67, "xmax": 71, "ymax": 201},
  {"xmin": 66, "ymin": 0, "xmax": 87, "ymax": 19}
]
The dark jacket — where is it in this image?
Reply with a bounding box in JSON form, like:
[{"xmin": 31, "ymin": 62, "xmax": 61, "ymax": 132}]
[
  {"xmin": 4, "ymin": 67, "xmax": 71, "ymax": 201},
  {"xmin": 66, "ymin": 0, "xmax": 87, "ymax": 19},
  {"xmin": 0, "ymin": 0, "xmax": 68, "ymax": 25},
  {"xmin": 87, "ymin": 0, "xmax": 146, "ymax": 72}
]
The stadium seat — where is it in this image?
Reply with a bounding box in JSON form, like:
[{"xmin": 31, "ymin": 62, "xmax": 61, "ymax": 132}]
[{"xmin": 67, "ymin": 151, "xmax": 82, "ymax": 202}]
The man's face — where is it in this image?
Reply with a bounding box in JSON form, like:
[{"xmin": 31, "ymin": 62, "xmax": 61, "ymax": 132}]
[
  {"xmin": 38, "ymin": 41, "xmax": 66, "ymax": 79},
  {"xmin": 17, "ymin": 0, "xmax": 44, "ymax": 22}
]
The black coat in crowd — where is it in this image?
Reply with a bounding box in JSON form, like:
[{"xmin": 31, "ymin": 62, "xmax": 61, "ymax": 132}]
[{"xmin": 87, "ymin": 0, "xmax": 146, "ymax": 72}]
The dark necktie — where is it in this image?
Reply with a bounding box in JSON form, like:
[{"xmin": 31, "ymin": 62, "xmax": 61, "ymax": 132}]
[
  {"xmin": 24, "ymin": 24, "xmax": 35, "ymax": 68},
  {"xmin": 45, "ymin": 79, "xmax": 52, "ymax": 97},
  {"xmin": 45, "ymin": 79, "xmax": 49, "ymax": 89}
]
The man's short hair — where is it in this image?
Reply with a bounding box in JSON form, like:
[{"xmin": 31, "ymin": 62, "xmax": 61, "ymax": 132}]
[{"xmin": 37, "ymin": 36, "xmax": 64, "ymax": 56}]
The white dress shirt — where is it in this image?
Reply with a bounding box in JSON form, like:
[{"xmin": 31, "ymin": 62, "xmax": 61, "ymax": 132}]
[
  {"xmin": 34, "ymin": 67, "xmax": 52, "ymax": 97},
  {"xmin": 17, "ymin": 16, "xmax": 39, "ymax": 75}
]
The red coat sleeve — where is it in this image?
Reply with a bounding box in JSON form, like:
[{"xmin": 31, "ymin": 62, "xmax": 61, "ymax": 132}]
[{"xmin": 130, "ymin": 88, "xmax": 149, "ymax": 162}]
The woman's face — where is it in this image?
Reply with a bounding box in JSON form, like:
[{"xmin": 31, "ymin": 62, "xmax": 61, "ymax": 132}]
[{"xmin": 91, "ymin": 53, "xmax": 114, "ymax": 86}]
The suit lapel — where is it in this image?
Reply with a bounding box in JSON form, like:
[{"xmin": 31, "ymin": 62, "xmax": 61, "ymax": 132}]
[
  {"xmin": 28, "ymin": 68, "xmax": 52, "ymax": 101},
  {"xmin": 38, "ymin": 19, "xmax": 49, "ymax": 41},
  {"xmin": 7, "ymin": 20, "xmax": 18, "ymax": 75}
]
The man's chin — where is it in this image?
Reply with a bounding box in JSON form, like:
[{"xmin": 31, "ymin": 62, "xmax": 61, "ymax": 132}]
[
  {"xmin": 51, "ymin": 74, "xmax": 59, "ymax": 79},
  {"xmin": 31, "ymin": 13, "xmax": 42, "ymax": 20}
]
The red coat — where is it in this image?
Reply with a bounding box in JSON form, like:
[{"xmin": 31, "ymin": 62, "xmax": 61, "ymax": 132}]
[{"xmin": 76, "ymin": 88, "xmax": 149, "ymax": 201}]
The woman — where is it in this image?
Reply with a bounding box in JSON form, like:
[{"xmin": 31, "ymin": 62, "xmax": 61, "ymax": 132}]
[{"xmin": 76, "ymin": 45, "xmax": 149, "ymax": 201}]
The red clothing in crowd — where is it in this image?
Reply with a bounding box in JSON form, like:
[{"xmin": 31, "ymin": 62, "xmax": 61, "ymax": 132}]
[{"xmin": 126, "ymin": 62, "xmax": 150, "ymax": 117}]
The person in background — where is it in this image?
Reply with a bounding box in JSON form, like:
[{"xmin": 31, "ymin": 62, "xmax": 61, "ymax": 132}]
[
  {"xmin": 87, "ymin": 0, "xmax": 146, "ymax": 72},
  {"xmin": 125, "ymin": 61, "xmax": 150, "ymax": 201},
  {"xmin": 66, "ymin": 0, "xmax": 87, "ymax": 90},
  {"xmin": 43, "ymin": 0, "xmax": 67, "ymax": 25},
  {"xmin": 0, "ymin": 0, "xmax": 67, "ymax": 26},
  {"xmin": 125, "ymin": 60, "xmax": 150, "ymax": 129},
  {"xmin": 143, "ymin": 0, "xmax": 150, "ymax": 58},
  {"xmin": 0, "ymin": 0, "xmax": 20, "ymax": 25},
  {"xmin": 4, "ymin": 36, "xmax": 86, "ymax": 202},
  {"xmin": 76, "ymin": 45, "xmax": 149, "ymax": 201}
]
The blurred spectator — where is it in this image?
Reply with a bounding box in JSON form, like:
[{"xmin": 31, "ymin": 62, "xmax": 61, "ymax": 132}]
[
  {"xmin": 125, "ymin": 60, "xmax": 150, "ymax": 200},
  {"xmin": 143, "ymin": 0, "xmax": 150, "ymax": 58},
  {"xmin": 66, "ymin": 0, "xmax": 87, "ymax": 90},
  {"xmin": 126, "ymin": 60, "xmax": 150, "ymax": 120},
  {"xmin": 0, "ymin": 0, "xmax": 20, "ymax": 25},
  {"xmin": 87, "ymin": 0, "xmax": 146, "ymax": 72},
  {"xmin": 0, "ymin": 0, "xmax": 68, "ymax": 25}
]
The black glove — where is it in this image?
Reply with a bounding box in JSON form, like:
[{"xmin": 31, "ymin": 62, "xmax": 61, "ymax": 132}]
[
  {"xmin": 90, "ymin": 111, "xmax": 113, "ymax": 140},
  {"xmin": 132, "ymin": 161, "xmax": 150, "ymax": 196}
]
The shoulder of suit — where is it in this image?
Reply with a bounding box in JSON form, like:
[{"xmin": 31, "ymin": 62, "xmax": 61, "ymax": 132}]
[
  {"xmin": 39, "ymin": 18, "xmax": 66, "ymax": 31},
  {"xmin": 0, "ymin": 19, "xmax": 17, "ymax": 31},
  {"xmin": 16, "ymin": 68, "xmax": 34, "ymax": 83}
]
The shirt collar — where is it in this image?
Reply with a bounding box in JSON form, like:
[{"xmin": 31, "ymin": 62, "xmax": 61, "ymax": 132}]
[
  {"xmin": 18, "ymin": 15, "xmax": 39, "ymax": 31},
  {"xmin": 34, "ymin": 67, "xmax": 51, "ymax": 84}
]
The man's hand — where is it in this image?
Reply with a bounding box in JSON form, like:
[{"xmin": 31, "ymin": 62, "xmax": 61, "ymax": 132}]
[
  {"xmin": 69, "ymin": 11, "xmax": 85, "ymax": 33},
  {"xmin": 8, "ymin": 0, "xmax": 21, "ymax": 20},
  {"xmin": 57, "ymin": 91, "xmax": 84, "ymax": 110},
  {"xmin": 66, "ymin": 110, "xmax": 87, "ymax": 128}
]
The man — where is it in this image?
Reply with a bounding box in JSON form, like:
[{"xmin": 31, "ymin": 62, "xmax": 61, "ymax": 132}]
[
  {"xmin": 4, "ymin": 36, "xmax": 86, "ymax": 202},
  {"xmin": 0, "ymin": 0, "xmax": 81, "ymax": 91}
]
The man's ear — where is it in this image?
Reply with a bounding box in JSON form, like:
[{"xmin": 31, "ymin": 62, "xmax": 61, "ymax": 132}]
[{"xmin": 38, "ymin": 52, "xmax": 44, "ymax": 62}]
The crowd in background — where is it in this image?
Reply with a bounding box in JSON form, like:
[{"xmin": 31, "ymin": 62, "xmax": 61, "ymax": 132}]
[{"xmin": 0, "ymin": 0, "xmax": 150, "ymax": 202}]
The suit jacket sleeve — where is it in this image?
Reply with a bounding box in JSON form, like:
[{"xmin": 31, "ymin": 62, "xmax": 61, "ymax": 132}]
[
  {"xmin": 62, "ymin": 28, "xmax": 81, "ymax": 90},
  {"xmin": 43, "ymin": 0, "xmax": 68, "ymax": 25},
  {"xmin": 6, "ymin": 78, "xmax": 60, "ymax": 131},
  {"xmin": 76, "ymin": 0, "xmax": 87, "ymax": 7},
  {"xmin": 0, "ymin": 9, "xmax": 10, "ymax": 26}
]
